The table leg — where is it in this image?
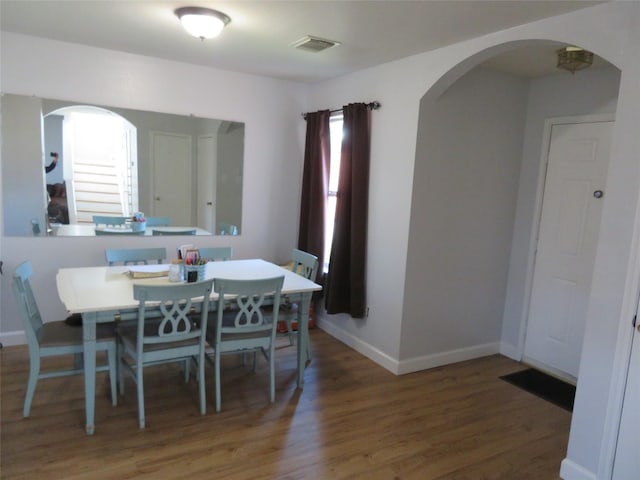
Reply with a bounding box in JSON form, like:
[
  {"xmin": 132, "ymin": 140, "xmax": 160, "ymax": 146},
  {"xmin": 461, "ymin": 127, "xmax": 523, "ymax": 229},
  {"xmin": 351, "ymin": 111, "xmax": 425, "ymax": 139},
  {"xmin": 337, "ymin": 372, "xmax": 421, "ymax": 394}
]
[
  {"xmin": 82, "ymin": 312, "xmax": 97, "ymax": 435},
  {"xmin": 296, "ymin": 292, "xmax": 312, "ymax": 388}
]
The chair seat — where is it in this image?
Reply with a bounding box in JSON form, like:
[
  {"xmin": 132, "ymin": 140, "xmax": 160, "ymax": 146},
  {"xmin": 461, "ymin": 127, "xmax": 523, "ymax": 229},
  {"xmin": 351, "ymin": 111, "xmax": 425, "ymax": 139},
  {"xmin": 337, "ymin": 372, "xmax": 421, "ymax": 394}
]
[
  {"xmin": 206, "ymin": 311, "xmax": 272, "ymax": 352},
  {"xmin": 117, "ymin": 323, "xmax": 200, "ymax": 353},
  {"xmin": 39, "ymin": 321, "xmax": 115, "ymax": 347},
  {"xmin": 208, "ymin": 327, "xmax": 272, "ymax": 342}
]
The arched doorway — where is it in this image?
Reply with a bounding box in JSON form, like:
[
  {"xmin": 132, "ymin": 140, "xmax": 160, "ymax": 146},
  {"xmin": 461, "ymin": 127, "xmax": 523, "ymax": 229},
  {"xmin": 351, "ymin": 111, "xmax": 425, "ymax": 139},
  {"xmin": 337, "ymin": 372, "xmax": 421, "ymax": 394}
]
[
  {"xmin": 405, "ymin": 38, "xmax": 623, "ymax": 476},
  {"xmin": 409, "ymin": 40, "xmax": 620, "ymax": 378},
  {"xmin": 44, "ymin": 106, "xmax": 138, "ymax": 225}
]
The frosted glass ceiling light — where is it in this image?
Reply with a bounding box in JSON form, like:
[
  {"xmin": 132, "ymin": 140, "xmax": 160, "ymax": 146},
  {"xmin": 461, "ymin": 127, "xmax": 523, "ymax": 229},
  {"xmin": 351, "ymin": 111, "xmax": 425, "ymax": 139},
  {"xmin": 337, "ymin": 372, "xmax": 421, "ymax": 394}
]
[{"xmin": 175, "ymin": 7, "xmax": 230, "ymax": 40}]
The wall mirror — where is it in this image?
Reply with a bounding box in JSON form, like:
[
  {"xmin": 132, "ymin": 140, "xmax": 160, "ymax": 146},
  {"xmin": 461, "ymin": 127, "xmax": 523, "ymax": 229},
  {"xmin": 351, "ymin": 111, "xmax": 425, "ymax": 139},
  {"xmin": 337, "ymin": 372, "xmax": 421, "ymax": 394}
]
[{"xmin": 1, "ymin": 93, "xmax": 244, "ymax": 237}]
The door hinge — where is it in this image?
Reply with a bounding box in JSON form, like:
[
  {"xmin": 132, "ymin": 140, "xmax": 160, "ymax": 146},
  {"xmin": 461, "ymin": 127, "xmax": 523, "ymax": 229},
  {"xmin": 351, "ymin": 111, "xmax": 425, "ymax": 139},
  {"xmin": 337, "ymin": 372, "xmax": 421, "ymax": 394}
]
[{"xmin": 633, "ymin": 315, "xmax": 637, "ymax": 328}]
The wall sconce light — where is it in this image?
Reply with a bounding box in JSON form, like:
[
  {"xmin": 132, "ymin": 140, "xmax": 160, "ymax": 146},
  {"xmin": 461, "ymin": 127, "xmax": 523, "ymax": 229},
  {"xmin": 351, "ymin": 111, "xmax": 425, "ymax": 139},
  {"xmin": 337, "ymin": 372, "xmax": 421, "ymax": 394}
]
[
  {"xmin": 557, "ymin": 46, "xmax": 593, "ymax": 74},
  {"xmin": 175, "ymin": 7, "xmax": 231, "ymax": 40}
]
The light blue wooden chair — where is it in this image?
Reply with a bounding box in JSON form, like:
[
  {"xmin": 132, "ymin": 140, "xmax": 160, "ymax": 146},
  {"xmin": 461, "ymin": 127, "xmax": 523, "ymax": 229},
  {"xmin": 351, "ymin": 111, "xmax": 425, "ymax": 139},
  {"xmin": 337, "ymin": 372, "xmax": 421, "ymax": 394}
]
[
  {"xmin": 12, "ymin": 261, "xmax": 117, "ymax": 417},
  {"xmin": 93, "ymin": 215, "xmax": 128, "ymax": 227},
  {"xmin": 198, "ymin": 247, "xmax": 232, "ymax": 261},
  {"xmin": 280, "ymin": 249, "xmax": 319, "ymax": 346},
  {"xmin": 145, "ymin": 216, "xmax": 171, "ymax": 227},
  {"xmin": 218, "ymin": 223, "xmax": 238, "ymax": 236},
  {"xmin": 152, "ymin": 228, "xmax": 196, "ymax": 236},
  {"xmin": 117, "ymin": 279, "xmax": 214, "ymax": 429},
  {"xmin": 206, "ymin": 276, "xmax": 284, "ymax": 412},
  {"xmin": 105, "ymin": 247, "xmax": 167, "ymax": 266}
]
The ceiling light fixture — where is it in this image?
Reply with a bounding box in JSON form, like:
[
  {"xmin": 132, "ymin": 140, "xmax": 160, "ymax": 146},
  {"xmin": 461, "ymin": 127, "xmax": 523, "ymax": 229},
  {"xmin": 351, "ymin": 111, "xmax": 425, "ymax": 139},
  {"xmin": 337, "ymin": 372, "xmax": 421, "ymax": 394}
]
[
  {"xmin": 557, "ymin": 46, "xmax": 593, "ymax": 74},
  {"xmin": 175, "ymin": 7, "xmax": 231, "ymax": 40}
]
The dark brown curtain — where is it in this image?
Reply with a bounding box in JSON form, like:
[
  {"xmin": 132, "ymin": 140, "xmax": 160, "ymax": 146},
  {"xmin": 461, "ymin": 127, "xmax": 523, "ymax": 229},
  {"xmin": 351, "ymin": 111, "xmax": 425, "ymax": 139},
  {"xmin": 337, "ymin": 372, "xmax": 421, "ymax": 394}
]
[
  {"xmin": 325, "ymin": 103, "xmax": 371, "ymax": 317},
  {"xmin": 297, "ymin": 109, "xmax": 330, "ymax": 282}
]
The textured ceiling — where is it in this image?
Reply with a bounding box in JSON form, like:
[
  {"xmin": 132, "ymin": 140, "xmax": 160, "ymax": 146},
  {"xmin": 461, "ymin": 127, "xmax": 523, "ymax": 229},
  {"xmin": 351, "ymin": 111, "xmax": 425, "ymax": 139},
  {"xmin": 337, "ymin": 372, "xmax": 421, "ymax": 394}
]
[{"xmin": 1, "ymin": 1, "xmax": 605, "ymax": 82}]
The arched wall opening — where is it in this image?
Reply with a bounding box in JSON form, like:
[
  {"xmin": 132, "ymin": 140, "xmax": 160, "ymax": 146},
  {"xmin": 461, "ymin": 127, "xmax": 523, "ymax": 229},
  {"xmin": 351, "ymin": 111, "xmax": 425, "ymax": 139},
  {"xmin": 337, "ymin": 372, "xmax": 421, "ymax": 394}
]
[
  {"xmin": 44, "ymin": 105, "xmax": 139, "ymax": 226},
  {"xmin": 400, "ymin": 36, "xmax": 629, "ymax": 478},
  {"xmin": 401, "ymin": 39, "xmax": 621, "ymax": 372}
]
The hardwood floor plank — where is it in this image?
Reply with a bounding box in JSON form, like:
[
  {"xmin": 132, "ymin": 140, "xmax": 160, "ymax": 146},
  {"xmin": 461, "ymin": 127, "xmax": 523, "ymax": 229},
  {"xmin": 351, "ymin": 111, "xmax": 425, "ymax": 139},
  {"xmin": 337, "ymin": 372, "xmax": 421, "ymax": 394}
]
[{"xmin": 1, "ymin": 330, "xmax": 570, "ymax": 479}]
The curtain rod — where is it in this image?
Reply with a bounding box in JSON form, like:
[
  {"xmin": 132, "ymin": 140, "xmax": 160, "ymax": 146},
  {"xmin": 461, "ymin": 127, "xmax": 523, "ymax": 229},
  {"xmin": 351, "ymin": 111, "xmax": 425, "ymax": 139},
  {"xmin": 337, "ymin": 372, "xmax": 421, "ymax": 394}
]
[{"xmin": 302, "ymin": 101, "xmax": 381, "ymax": 120}]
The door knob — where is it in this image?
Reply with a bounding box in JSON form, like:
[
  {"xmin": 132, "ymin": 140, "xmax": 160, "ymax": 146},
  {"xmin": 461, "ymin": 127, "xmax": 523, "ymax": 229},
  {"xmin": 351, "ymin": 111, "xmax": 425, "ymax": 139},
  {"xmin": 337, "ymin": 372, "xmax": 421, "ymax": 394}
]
[{"xmin": 593, "ymin": 190, "xmax": 604, "ymax": 199}]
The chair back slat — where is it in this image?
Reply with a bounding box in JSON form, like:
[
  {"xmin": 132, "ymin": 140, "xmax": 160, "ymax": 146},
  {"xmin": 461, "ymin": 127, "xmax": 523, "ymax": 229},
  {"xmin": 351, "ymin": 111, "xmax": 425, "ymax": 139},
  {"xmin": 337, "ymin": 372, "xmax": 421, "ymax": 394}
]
[
  {"xmin": 214, "ymin": 277, "xmax": 284, "ymax": 335},
  {"xmin": 93, "ymin": 215, "xmax": 128, "ymax": 226},
  {"xmin": 95, "ymin": 229, "xmax": 144, "ymax": 236},
  {"xmin": 152, "ymin": 229, "xmax": 196, "ymax": 236},
  {"xmin": 134, "ymin": 280, "xmax": 214, "ymax": 348},
  {"xmin": 145, "ymin": 216, "xmax": 171, "ymax": 227},
  {"xmin": 291, "ymin": 249, "xmax": 319, "ymax": 281},
  {"xmin": 198, "ymin": 247, "xmax": 232, "ymax": 262},
  {"xmin": 156, "ymin": 299, "xmax": 196, "ymax": 340},
  {"xmin": 105, "ymin": 248, "xmax": 167, "ymax": 266}
]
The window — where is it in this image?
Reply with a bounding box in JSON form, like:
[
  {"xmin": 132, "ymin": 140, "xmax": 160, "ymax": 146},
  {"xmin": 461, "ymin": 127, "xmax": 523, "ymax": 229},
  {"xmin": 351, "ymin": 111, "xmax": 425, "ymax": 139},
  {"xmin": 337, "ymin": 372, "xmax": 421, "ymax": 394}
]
[{"xmin": 324, "ymin": 113, "xmax": 343, "ymax": 272}]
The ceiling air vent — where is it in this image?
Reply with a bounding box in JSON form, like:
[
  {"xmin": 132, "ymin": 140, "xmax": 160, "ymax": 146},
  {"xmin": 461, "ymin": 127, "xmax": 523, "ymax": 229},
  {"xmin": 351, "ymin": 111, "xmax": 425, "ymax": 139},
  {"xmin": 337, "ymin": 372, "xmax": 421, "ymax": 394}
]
[{"xmin": 291, "ymin": 35, "xmax": 340, "ymax": 53}]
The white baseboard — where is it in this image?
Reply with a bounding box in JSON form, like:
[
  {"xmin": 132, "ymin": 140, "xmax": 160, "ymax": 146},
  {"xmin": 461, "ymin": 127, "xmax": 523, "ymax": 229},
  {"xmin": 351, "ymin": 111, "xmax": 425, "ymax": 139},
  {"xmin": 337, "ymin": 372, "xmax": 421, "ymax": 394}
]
[
  {"xmin": 499, "ymin": 342, "xmax": 521, "ymax": 361},
  {"xmin": 315, "ymin": 318, "xmax": 501, "ymax": 375},
  {"xmin": 0, "ymin": 330, "xmax": 26, "ymax": 347},
  {"xmin": 396, "ymin": 342, "xmax": 501, "ymax": 375},
  {"xmin": 560, "ymin": 458, "xmax": 597, "ymax": 480},
  {"xmin": 315, "ymin": 317, "xmax": 400, "ymax": 374}
]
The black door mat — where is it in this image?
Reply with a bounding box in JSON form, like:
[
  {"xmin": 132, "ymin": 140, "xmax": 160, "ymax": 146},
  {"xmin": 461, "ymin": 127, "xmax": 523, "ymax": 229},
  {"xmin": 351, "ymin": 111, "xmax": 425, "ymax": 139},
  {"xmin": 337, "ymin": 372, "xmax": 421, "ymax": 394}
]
[{"xmin": 500, "ymin": 368, "xmax": 576, "ymax": 412}]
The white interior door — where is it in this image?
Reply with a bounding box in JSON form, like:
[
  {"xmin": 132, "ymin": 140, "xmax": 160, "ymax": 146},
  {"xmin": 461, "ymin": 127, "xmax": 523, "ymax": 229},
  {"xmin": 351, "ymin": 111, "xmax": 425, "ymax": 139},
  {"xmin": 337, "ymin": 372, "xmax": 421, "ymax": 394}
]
[
  {"xmin": 524, "ymin": 119, "xmax": 613, "ymax": 380},
  {"xmin": 197, "ymin": 134, "xmax": 216, "ymax": 233},
  {"xmin": 613, "ymin": 322, "xmax": 640, "ymax": 479},
  {"xmin": 151, "ymin": 132, "xmax": 192, "ymax": 225}
]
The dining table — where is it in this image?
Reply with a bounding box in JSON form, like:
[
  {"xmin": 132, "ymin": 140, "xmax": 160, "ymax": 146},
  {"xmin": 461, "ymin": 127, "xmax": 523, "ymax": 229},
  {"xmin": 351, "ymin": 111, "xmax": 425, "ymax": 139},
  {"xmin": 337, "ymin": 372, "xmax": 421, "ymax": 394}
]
[{"xmin": 56, "ymin": 258, "xmax": 322, "ymax": 434}]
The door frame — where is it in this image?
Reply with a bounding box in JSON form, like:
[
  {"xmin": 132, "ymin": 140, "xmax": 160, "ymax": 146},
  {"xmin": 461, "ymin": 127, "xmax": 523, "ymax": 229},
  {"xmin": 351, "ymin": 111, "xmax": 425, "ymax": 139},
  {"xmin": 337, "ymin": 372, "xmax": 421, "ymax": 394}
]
[{"xmin": 516, "ymin": 113, "xmax": 616, "ymax": 364}]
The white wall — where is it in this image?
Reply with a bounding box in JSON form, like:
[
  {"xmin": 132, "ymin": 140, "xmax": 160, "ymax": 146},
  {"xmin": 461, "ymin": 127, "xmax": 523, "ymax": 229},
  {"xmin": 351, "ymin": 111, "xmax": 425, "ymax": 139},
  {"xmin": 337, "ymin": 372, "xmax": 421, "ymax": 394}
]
[
  {"xmin": 1, "ymin": 95, "xmax": 48, "ymax": 236},
  {"xmin": 500, "ymin": 66, "xmax": 621, "ymax": 358},
  {"xmin": 0, "ymin": 32, "xmax": 308, "ymax": 334},
  {"xmin": 402, "ymin": 67, "xmax": 528, "ymax": 366}
]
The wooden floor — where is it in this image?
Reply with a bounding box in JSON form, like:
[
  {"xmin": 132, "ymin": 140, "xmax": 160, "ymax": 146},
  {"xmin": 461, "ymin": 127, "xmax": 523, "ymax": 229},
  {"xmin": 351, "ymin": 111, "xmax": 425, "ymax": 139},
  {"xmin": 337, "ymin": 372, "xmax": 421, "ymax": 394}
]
[{"xmin": 1, "ymin": 329, "xmax": 571, "ymax": 479}]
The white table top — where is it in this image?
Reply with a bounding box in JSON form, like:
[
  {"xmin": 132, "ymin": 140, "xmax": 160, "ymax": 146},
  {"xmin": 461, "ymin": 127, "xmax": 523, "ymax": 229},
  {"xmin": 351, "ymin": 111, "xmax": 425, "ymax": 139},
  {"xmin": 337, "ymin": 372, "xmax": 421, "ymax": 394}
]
[
  {"xmin": 51, "ymin": 224, "xmax": 212, "ymax": 236},
  {"xmin": 57, "ymin": 259, "xmax": 322, "ymax": 314}
]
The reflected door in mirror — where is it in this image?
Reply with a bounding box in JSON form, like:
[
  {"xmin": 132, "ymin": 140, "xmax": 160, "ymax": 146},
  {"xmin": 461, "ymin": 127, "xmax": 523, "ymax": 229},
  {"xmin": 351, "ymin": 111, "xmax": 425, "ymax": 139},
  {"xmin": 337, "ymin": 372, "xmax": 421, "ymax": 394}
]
[{"xmin": 151, "ymin": 132, "xmax": 192, "ymax": 225}]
